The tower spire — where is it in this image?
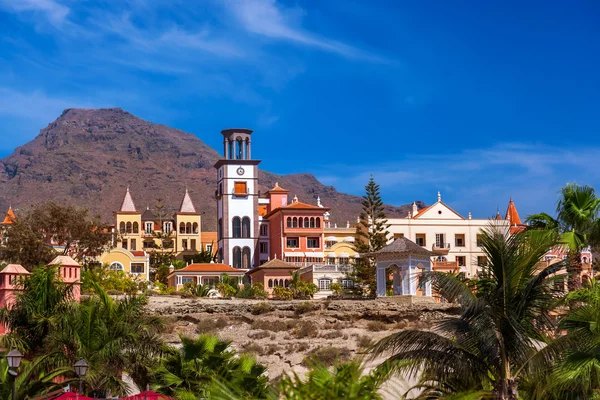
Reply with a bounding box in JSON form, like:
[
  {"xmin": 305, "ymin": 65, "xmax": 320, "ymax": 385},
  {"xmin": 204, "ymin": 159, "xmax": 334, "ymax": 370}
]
[{"xmin": 120, "ymin": 187, "xmax": 137, "ymax": 212}]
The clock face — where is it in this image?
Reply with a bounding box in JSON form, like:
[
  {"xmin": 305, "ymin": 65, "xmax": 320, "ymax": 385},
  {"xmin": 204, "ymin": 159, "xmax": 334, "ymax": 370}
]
[{"xmin": 236, "ymin": 167, "xmax": 245, "ymax": 176}]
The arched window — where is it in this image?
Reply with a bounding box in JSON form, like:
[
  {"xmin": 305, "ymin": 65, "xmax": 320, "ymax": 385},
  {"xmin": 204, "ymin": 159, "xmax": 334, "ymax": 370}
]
[
  {"xmin": 126, "ymin": 222, "xmax": 132, "ymax": 233},
  {"xmin": 242, "ymin": 217, "xmax": 251, "ymax": 238},
  {"xmin": 133, "ymin": 222, "xmax": 139, "ymax": 233},
  {"xmin": 310, "ymin": 217, "xmax": 315, "ymax": 228},
  {"xmin": 268, "ymin": 279, "xmax": 273, "ymax": 288},
  {"xmin": 186, "ymin": 222, "xmax": 192, "ymax": 234},
  {"xmin": 284, "ymin": 279, "xmax": 289, "ymax": 288},
  {"xmin": 287, "ymin": 217, "xmax": 292, "ymax": 228},
  {"xmin": 228, "ymin": 140, "xmax": 234, "ymax": 160},
  {"xmin": 110, "ymin": 262, "xmax": 124, "ymax": 271},
  {"xmin": 316, "ymin": 218, "xmax": 321, "ymax": 228},
  {"xmin": 232, "ymin": 217, "xmax": 241, "ymax": 238},
  {"xmin": 279, "ymin": 279, "xmax": 284, "ymax": 287},
  {"xmin": 232, "ymin": 247, "xmax": 241, "ymax": 268},
  {"xmin": 318, "ymin": 278, "xmax": 332, "ymax": 290},
  {"xmin": 193, "ymin": 222, "xmax": 199, "ymax": 234},
  {"xmin": 298, "ymin": 217, "xmax": 303, "ymax": 228},
  {"xmin": 119, "ymin": 222, "xmax": 125, "ymax": 233},
  {"xmin": 236, "ymin": 137, "xmax": 244, "ymax": 160},
  {"xmin": 304, "ymin": 218, "xmax": 310, "ymax": 228},
  {"xmin": 179, "ymin": 222, "xmax": 185, "ymax": 233},
  {"xmin": 242, "ymin": 247, "xmax": 251, "ymax": 269}
]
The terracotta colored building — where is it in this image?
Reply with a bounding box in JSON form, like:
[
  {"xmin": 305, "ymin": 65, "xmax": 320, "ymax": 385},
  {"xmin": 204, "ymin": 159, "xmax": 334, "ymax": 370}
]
[
  {"xmin": 47, "ymin": 256, "xmax": 82, "ymax": 302},
  {"xmin": 0, "ymin": 264, "xmax": 30, "ymax": 334},
  {"xmin": 245, "ymin": 258, "xmax": 299, "ymax": 296},
  {"xmin": 260, "ymin": 187, "xmax": 330, "ymax": 267}
]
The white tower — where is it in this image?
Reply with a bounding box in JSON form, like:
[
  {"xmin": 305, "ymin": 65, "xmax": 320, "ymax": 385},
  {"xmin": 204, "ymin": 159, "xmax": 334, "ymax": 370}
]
[{"xmin": 214, "ymin": 129, "xmax": 260, "ymax": 269}]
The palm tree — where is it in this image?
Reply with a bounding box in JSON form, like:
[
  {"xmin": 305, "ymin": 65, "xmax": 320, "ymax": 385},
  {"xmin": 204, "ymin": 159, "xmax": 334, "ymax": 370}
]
[
  {"xmin": 277, "ymin": 360, "xmax": 393, "ymax": 400},
  {"xmin": 0, "ymin": 352, "xmax": 73, "ymax": 399},
  {"xmin": 527, "ymin": 183, "xmax": 600, "ymax": 291},
  {"xmin": 0, "ymin": 265, "xmax": 73, "ymax": 354},
  {"xmin": 525, "ymin": 279, "xmax": 600, "ymax": 399},
  {"xmin": 370, "ymin": 225, "xmax": 565, "ymax": 400},
  {"xmin": 46, "ymin": 283, "xmax": 164, "ymax": 396},
  {"xmin": 153, "ymin": 334, "xmax": 268, "ymax": 399}
]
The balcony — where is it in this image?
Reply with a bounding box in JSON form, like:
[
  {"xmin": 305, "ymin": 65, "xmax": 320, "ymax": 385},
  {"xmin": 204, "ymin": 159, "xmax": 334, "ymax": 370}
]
[
  {"xmin": 432, "ymin": 242, "xmax": 451, "ymax": 254},
  {"xmin": 433, "ymin": 261, "xmax": 459, "ymax": 271}
]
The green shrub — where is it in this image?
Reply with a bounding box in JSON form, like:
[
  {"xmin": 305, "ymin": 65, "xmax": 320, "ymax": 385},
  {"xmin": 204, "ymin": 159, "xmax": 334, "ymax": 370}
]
[
  {"xmin": 356, "ymin": 335, "xmax": 373, "ymax": 349},
  {"xmin": 272, "ymin": 286, "xmax": 294, "ymax": 300},
  {"xmin": 329, "ymin": 282, "xmax": 343, "ymax": 297},
  {"xmin": 252, "ymin": 282, "xmax": 268, "ymax": 299},
  {"xmin": 216, "ymin": 282, "xmax": 237, "ymax": 297},
  {"xmin": 251, "ymin": 302, "xmax": 274, "ymax": 315},
  {"xmin": 301, "ymin": 346, "xmax": 351, "ymax": 367}
]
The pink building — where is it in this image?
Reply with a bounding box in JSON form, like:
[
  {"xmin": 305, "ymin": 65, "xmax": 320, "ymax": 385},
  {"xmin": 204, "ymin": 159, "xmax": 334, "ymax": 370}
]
[
  {"xmin": 0, "ymin": 264, "xmax": 30, "ymax": 334},
  {"xmin": 261, "ymin": 185, "xmax": 330, "ymax": 267},
  {"xmin": 47, "ymin": 256, "xmax": 82, "ymax": 302}
]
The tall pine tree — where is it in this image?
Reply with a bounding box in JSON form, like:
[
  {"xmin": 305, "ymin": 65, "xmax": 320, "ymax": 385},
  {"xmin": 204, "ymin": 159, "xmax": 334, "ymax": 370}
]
[{"xmin": 352, "ymin": 177, "xmax": 390, "ymax": 296}]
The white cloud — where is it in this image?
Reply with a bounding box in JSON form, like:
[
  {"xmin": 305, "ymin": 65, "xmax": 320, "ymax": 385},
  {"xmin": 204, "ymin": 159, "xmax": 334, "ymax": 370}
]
[
  {"xmin": 0, "ymin": 0, "xmax": 69, "ymax": 26},
  {"xmin": 226, "ymin": 0, "xmax": 387, "ymax": 62}
]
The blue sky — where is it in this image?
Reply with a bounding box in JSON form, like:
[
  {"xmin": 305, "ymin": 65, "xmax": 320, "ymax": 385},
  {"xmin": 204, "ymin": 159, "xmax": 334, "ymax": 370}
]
[{"xmin": 0, "ymin": 0, "xmax": 599, "ymax": 219}]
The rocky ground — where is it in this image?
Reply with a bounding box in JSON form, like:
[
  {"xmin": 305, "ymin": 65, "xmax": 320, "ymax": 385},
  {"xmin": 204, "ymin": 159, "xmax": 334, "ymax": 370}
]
[{"xmin": 147, "ymin": 295, "xmax": 459, "ymax": 393}]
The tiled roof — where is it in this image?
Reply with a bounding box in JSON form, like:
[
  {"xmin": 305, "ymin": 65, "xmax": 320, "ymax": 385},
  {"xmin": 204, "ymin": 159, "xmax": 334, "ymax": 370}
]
[
  {"xmin": 413, "ymin": 205, "xmax": 431, "ymax": 218},
  {"xmin": 141, "ymin": 208, "xmax": 155, "ymax": 221},
  {"xmin": 171, "ymin": 263, "xmax": 244, "ymax": 274},
  {"xmin": 47, "ymin": 256, "xmax": 80, "ymax": 267},
  {"xmin": 0, "ymin": 264, "xmax": 30, "ymax": 275},
  {"xmin": 505, "ymin": 198, "xmax": 522, "ymax": 225},
  {"xmin": 2, "ymin": 207, "xmax": 15, "ymax": 224},
  {"xmin": 178, "ymin": 189, "xmax": 197, "ymax": 213},
  {"xmin": 268, "ymin": 182, "xmax": 289, "ymax": 192},
  {"xmin": 131, "ymin": 251, "xmax": 146, "ymax": 257},
  {"xmin": 120, "ymin": 188, "xmax": 137, "ymax": 212},
  {"xmin": 247, "ymin": 258, "xmax": 299, "ymax": 274},
  {"xmin": 367, "ymin": 237, "xmax": 437, "ymax": 257}
]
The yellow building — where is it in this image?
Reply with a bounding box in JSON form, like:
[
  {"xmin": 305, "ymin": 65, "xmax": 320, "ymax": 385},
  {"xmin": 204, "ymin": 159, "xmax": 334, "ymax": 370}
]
[
  {"xmin": 114, "ymin": 188, "xmax": 202, "ymax": 256},
  {"xmin": 98, "ymin": 247, "xmax": 150, "ymax": 281},
  {"xmin": 323, "ymin": 223, "xmax": 359, "ymax": 265}
]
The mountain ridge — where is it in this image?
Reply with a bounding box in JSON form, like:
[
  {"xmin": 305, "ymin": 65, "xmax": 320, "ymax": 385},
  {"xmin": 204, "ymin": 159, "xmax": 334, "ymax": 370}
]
[{"xmin": 0, "ymin": 108, "xmax": 423, "ymax": 230}]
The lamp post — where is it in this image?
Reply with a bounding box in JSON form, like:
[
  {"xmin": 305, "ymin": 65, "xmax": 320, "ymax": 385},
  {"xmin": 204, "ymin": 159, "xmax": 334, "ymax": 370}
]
[
  {"xmin": 74, "ymin": 359, "xmax": 88, "ymax": 395},
  {"xmin": 6, "ymin": 349, "xmax": 23, "ymax": 400}
]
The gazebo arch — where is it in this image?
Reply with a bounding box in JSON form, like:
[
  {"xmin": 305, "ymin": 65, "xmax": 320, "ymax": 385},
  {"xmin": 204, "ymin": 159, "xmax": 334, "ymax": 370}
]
[{"xmin": 366, "ymin": 237, "xmax": 437, "ymax": 297}]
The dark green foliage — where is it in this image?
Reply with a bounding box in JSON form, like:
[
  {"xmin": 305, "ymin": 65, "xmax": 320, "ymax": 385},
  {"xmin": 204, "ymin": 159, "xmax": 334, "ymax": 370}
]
[
  {"xmin": 352, "ymin": 177, "xmax": 390, "ymax": 295},
  {"xmin": 153, "ymin": 334, "xmax": 269, "ymax": 399},
  {"xmin": 371, "ymin": 225, "xmax": 565, "ymax": 399}
]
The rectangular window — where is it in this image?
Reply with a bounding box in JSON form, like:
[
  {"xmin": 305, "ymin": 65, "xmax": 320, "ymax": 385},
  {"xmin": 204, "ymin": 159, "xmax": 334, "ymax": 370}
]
[
  {"xmin": 163, "ymin": 240, "xmax": 174, "ymax": 249},
  {"xmin": 455, "ymin": 234, "xmax": 465, "ymax": 247},
  {"xmin": 318, "ymin": 279, "xmax": 331, "ymax": 290},
  {"xmin": 260, "ymin": 224, "xmax": 268, "ymax": 236},
  {"xmin": 415, "ymin": 234, "xmax": 426, "ymax": 247},
  {"xmin": 477, "ymin": 256, "xmax": 488, "ymax": 267},
  {"xmin": 181, "ymin": 277, "xmax": 194, "ymax": 285},
  {"xmin": 393, "ymin": 233, "xmax": 404, "ymax": 239},
  {"xmin": 234, "ymin": 181, "xmax": 247, "ymax": 195},
  {"xmin": 203, "ymin": 277, "xmax": 219, "ymax": 287},
  {"xmin": 164, "ymin": 222, "xmax": 172, "ymax": 234},
  {"xmin": 307, "ymin": 237, "xmax": 320, "ymax": 248},
  {"xmin": 131, "ymin": 263, "xmax": 145, "ymax": 274},
  {"xmin": 476, "ymin": 234, "xmax": 483, "ymax": 247},
  {"xmin": 342, "ymin": 279, "xmax": 354, "ymax": 289},
  {"xmin": 182, "ymin": 239, "xmax": 188, "ymax": 250},
  {"xmin": 122, "ymin": 240, "xmax": 128, "ymax": 250},
  {"xmin": 435, "ymin": 234, "xmax": 446, "ymax": 248},
  {"xmin": 325, "ymin": 240, "xmax": 336, "ymax": 249},
  {"xmin": 286, "ymin": 237, "xmax": 299, "ymax": 248},
  {"xmin": 456, "ymin": 256, "xmax": 466, "ymax": 267},
  {"xmin": 145, "ymin": 223, "xmax": 153, "ymax": 234},
  {"xmin": 143, "ymin": 241, "xmax": 154, "ymax": 249},
  {"xmin": 191, "ymin": 239, "xmax": 197, "ymax": 251},
  {"xmin": 206, "ymin": 244, "xmax": 212, "ymax": 253},
  {"xmin": 259, "ymin": 242, "xmax": 268, "ymax": 254},
  {"xmin": 130, "ymin": 239, "xmax": 136, "ymax": 251}
]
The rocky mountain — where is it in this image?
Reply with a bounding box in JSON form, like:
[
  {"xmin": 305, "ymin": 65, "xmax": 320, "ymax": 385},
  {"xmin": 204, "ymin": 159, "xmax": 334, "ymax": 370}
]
[{"xmin": 0, "ymin": 108, "xmax": 423, "ymax": 230}]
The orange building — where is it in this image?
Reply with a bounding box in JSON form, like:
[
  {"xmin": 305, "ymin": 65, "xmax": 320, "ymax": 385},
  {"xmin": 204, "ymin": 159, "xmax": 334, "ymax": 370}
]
[
  {"xmin": 167, "ymin": 263, "xmax": 246, "ymax": 290},
  {"xmin": 261, "ymin": 187, "xmax": 330, "ymax": 267},
  {"xmin": 0, "ymin": 264, "xmax": 30, "ymax": 334}
]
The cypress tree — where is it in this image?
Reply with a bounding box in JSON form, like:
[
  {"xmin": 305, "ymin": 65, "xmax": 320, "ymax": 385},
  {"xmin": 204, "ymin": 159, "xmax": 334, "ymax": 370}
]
[{"xmin": 352, "ymin": 177, "xmax": 390, "ymax": 295}]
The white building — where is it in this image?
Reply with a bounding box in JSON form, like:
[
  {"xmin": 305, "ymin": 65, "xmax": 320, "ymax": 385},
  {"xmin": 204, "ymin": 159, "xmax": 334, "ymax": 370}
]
[{"xmin": 387, "ymin": 192, "xmax": 524, "ymax": 277}]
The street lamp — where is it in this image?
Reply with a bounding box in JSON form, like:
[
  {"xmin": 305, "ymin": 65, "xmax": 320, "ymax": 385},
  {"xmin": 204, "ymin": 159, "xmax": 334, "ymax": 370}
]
[
  {"xmin": 6, "ymin": 349, "xmax": 23, "ymax": 400},
  {"xmin": 74, "ymin": 359, "xmax": 88, "ymax": 395}
]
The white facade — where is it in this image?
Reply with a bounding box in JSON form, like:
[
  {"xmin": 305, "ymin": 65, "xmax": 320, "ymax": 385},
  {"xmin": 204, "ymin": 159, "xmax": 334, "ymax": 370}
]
[{"xmin": 387, "ymin": 192, "xmax": 513, "ymax": 277}]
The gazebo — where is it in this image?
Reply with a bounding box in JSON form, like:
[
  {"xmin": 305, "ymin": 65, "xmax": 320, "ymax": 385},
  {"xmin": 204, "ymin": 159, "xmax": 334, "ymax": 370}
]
[{"xmin": 368, "ymin": 237, "xmax": 437, "ymax": 297}]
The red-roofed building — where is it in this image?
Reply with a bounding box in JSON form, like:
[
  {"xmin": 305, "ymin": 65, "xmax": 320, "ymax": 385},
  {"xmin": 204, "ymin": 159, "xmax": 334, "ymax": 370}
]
[{"xmin": 167, "ymin": 263, "xmax": 246, "ymax": 290}]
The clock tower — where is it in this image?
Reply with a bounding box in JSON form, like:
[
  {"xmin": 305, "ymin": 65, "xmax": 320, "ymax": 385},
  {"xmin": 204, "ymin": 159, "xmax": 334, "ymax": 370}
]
[{"xmin": 214, "ymin": 128, "xmax": 261, "ymax": 269}]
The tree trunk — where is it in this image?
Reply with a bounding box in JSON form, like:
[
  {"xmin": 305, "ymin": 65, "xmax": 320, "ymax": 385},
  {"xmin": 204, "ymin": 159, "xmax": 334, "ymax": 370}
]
[
  {"xmin": 567, "ymin": 250, "xmax": 582, "ymax": 291},
  {"xmin": 494, "ymin": 378, "xmax": 519, "ymax": 400}
]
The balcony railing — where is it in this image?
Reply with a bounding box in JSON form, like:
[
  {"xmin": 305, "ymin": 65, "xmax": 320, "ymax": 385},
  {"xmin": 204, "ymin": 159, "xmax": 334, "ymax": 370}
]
[
  {"xmin": 433, "ymin": 243, "xmax": 451, "ymax": 250},
  {"xmin": 298, "ymin": 263, "xmax": 354, "ymax": 273},
  {"xmin": 433, "ymin": 261, "xmax": 459, "ymax": 269}
]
